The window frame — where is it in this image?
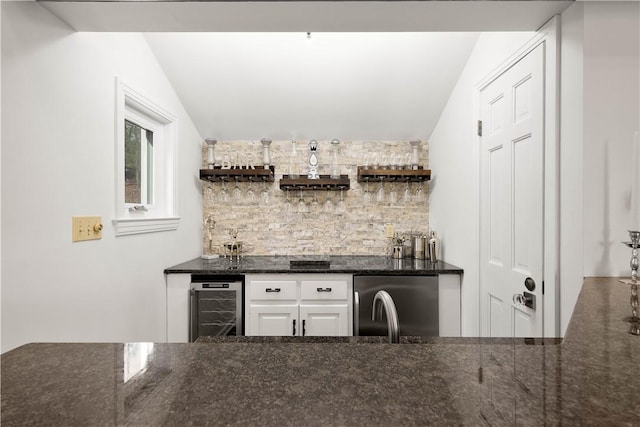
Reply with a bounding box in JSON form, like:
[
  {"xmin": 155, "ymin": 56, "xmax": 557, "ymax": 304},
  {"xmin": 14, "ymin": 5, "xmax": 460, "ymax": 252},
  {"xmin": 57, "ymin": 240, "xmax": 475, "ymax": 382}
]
[{"xmin": 114, "ymin": 78, "xmax": 180, "ymax": 236}]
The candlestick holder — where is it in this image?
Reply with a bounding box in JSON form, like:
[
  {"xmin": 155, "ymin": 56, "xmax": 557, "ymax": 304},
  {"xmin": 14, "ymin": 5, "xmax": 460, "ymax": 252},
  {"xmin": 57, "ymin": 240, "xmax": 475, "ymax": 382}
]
[
  {"xmin": 620, "ymin": 230, "xmax": 640, "ymax": 335},
  {"xmin": 260, "ymin": 138, "xmax": 272, "ymax": 168},
  {"xmin": 205, "ymin": 138, "xmax": 218, "ymax": 169}
]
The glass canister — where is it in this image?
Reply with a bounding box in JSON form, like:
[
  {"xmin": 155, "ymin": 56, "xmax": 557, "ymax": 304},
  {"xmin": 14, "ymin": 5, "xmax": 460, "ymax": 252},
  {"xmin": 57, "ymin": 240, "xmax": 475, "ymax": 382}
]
[
  {"xmin": 330, "ymin": 139, "xmax": 340, "ymax": 179},
  {"xmin": 288, "ymin": 140, "xmax": 300, "ymax": 178}
]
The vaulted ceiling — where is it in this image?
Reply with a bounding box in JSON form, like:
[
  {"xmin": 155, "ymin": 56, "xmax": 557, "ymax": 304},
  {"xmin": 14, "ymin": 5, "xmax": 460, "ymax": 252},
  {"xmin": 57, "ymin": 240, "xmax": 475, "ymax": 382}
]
[
  {"xmin": 39, "ymin": 0, "xmax": 571, "ymax": 140},
  {"xmin": 144, "ymin": 32, "xmax": 480, "ymax": 140}
]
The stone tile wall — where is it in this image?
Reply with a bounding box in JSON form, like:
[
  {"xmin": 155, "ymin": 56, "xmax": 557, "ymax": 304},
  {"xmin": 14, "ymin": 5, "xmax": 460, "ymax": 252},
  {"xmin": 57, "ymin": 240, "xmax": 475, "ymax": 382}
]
[{"xmin": 202, "ymin": 140, "xmax": 429, "ymax": 256}]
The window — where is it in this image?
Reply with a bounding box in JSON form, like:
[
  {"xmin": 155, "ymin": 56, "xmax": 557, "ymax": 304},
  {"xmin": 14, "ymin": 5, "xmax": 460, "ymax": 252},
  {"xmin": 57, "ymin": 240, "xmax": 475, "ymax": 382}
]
[
  {"xmin": 125, "ymin": 119, "xmax": 154, "ymax": 206},
  {"xmin": 114, "ymin": 78, "xmax": 179, "ymax": 236}
]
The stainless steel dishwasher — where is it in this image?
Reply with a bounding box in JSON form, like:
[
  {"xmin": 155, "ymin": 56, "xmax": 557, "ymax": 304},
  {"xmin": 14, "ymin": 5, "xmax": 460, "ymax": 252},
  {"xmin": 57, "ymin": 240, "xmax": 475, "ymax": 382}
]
[
  {"xmin": 190, "ymin": 275, "xmax": 243, "ymax": 342},
  {"xmin": 354, "ymin": 275, "xmax": 439, "ymax": 337}
]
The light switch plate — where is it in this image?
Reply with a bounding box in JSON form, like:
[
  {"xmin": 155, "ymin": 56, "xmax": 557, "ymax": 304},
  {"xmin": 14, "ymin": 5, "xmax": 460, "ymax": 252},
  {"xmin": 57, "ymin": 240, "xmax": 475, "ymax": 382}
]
[
  {"xmin": 384, "ymin": 223, "xmax": 395, "ymax": 238},
  {"xmin": 72, "ymin": 216, "xmax": 103, "ymax": 242}
]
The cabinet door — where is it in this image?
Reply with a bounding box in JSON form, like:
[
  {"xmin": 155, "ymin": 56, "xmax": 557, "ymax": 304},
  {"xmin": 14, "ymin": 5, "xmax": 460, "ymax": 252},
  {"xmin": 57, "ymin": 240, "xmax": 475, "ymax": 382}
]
[
  {"xmin": 249, "ymin": 305, "xmax": 299, "ymax": 336},
  {"xmin": 300, "ymin": 304, "xmax": 349, "ymax": 336}
]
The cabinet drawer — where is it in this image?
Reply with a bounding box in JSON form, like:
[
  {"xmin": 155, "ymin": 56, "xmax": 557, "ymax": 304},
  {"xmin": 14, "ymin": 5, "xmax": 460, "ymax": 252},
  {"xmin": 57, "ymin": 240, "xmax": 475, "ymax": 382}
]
[
  {"xmin": 249, "ymin": 281, "xmax": 297, "ymax": 301},
  {"xmin": 300, "ymin": 280, "xmax": 348, "ymax": 301}
]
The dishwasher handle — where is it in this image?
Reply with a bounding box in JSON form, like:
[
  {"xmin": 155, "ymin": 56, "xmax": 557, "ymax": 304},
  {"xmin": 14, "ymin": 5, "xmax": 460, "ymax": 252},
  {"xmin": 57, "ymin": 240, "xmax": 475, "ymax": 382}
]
[{"xmin": 354, "ymin": 291, "xmax": 359, "ymax": 336}]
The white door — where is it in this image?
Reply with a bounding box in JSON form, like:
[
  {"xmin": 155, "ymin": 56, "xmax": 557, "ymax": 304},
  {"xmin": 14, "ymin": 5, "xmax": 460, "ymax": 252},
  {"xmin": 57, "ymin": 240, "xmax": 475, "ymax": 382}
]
[
  {"xmin": 300, "ymin": 305, "xmax": 349, "ymax": 336},
  {"xmin": 249, "ymin": 305, "xmax": 298, "ymax": 336},
  {"xmin": 480, "ymin": 44, "xmax": 544, "ymax": 338}
]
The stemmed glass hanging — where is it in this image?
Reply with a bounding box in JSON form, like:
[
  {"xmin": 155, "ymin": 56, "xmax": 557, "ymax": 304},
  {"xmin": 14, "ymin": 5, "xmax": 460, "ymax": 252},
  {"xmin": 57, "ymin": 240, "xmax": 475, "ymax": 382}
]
[
  {"xmin": 311, "ymin": 187, "xmax": 319, "ymax": 212},
  {"xmin": 388, "ymin": 181, "xmax": 398, "ymax": 205},
  {"xmin": 204, "ymin": 183, "xmax": 216, "ymax": 206},
  {"xmin": 376, "ymin": 177, "xmax": 385, "ymax": 204},
  {"xmin": 363, "ymin": 179, "xmax": 372, "ymax": 205},
  {"xmin": 285, "ymin": 189, "xmax": 293, "ymax": 214},
  {"xmin": 402, "ymin": 180, "xmax": 412, "ymax": 205},
  {"xmin": 246, "ymin": 179, "xmax": 256, "ymax": 205},
  {"xmin": 233, "ymin": 178, "xmax": 242, "ymax": 204},
  {"xmin": 415, "ymin": 181, "xmax": 424, "ymax": 203},
  {"xmin": 336, "ymin": 187, "xmax": 346, "ymax": 215},
  {"xmin": 324, "ymin": 189, "xmax": 334, "ymax": 213},
  {"xmin": 297, "ymin": 187, "xmax": 307, "ymax": 213},
  {"xmin": 220, "ymin": 180, "xmax": 230, "ymax": 203},
  {"xmin": 259, "ymin": 180, "xmax": 270, "ymax": 207}
]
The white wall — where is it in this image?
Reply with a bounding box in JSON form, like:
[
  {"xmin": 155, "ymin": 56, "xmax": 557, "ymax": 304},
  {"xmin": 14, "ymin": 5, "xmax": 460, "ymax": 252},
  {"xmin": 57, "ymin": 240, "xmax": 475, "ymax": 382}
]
[
  {"xmin": 1, "ymin": 2, "xmax": 202, "ymax": 353},
  {"xmin": 582, "ymin": 2, "xmax": 640, "ymax": 277},
  {"xmin": 428, "ymin": 32, "xmax": 535, "ymax": 337},
  {"xmin": 560, "ymin": 2, "xmax": 585, "ymax": 336}
]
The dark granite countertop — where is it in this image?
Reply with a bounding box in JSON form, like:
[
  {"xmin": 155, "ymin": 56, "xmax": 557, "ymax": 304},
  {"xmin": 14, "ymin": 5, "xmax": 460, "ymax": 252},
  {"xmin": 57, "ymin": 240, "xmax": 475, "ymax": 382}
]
[
  {"xmin": 164, "ymin": 255, "xmax": 463, "ymax": 275},
  {"xmin": 2, "ymin": 278, "xmax": 639, "ymax": 426}
]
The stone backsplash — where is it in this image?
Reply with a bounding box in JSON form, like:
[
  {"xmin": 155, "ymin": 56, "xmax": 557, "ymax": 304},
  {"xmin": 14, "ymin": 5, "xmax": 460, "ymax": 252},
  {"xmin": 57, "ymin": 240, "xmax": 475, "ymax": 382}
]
[{"xmin": 202, "ymin": 140, "xmax": 429, "ymax": 256}]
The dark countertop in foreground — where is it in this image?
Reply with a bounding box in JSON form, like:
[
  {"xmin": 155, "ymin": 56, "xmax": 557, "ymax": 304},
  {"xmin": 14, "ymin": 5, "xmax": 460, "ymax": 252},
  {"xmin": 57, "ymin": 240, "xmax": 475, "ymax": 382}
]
[
  {"xmin": 164, "ymin": 255, "xmax": 463, "ymax": 275},
  {"xmin": 2, "ymin": 278, "xmax": 639, "ymax": 426}
]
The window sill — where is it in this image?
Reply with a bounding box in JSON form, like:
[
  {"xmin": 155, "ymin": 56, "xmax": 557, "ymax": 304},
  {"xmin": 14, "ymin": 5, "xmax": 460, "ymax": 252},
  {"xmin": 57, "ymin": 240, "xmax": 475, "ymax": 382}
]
[{"xmin": 113, "ymin": 217, "xmax": 180, "ymax": 237}]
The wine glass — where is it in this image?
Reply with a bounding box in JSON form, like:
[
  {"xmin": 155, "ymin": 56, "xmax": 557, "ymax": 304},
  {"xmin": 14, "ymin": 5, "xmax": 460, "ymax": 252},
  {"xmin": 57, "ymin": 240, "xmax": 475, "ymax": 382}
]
[
  {"xmin": 402, "ymin": 181, "xmax": 412, "ymax": 205},
  {"xmin": 204, "ymin": 183, "xmax": 216, "ymax": 206},
  {"xmin": 376, "ymin": 178, "xmax": 385, "ymax": 204},
  {"xmin": 220, "ymin": 180, "xmax": 230, "ymax": 203},
  {"xmin": 233, "ymin": 178, "xmax": 242, "ymax": 204},
  {"xmin": 363, "ymin": 179, "xmax": 372, "ymax": 205},
  {"xmin": 324, "ymin": 189, "xmax": 334, "ymax": 213},
  {"xmin": 388, "ymin": 184, "xmax": 398, "ymax": 205},
  {"xmin": 297, "ymin": 188, "xmax": 307, "ymax": 213},
  {"xmin": 336, "ymin": 187, "xmax": 346, "ymax": 215},
  {"xmin": 415, "ymin": 181, "xmax": 424, "ymax": 203},
  {"xmin": 259, "ymin": 180, "xmax": 270, "ymax": 207},
  {"xmin": 285, "ymin": 189, "xmax": 293, "ymax": 214},
  {"xmin": 246, "ymin": 179, "xmax": 256, "ymax": 205},
  {"xmin": 311, "ymin": 187, "xmax": 319, "ymax": 211}
]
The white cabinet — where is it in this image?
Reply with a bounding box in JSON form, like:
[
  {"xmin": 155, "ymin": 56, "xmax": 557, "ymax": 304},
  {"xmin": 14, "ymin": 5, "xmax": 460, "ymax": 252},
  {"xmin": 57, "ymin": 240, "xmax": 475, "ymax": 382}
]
[
  {"xmin": 245, "ymin": 274, "xmax": 352, "ymax": 336},
  {"xmin": 165, "ymin": 273, "xmax": 190, "ymax": 342},
  {"xmin": 439, "ymin": 274, "xmax": 462, "ymax": 337}
]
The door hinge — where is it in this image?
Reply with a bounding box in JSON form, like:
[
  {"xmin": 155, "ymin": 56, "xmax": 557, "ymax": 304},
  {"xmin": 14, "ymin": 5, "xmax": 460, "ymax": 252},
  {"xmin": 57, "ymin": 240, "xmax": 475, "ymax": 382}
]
[{"xmin": 477, "ymin": 120, "xmax": 483, "ymax": 137}]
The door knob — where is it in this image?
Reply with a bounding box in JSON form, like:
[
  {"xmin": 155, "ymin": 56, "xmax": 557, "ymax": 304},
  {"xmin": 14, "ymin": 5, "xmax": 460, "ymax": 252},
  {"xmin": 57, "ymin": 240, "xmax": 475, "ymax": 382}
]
[
  {"xmin": 524, "ymin": 277, "xmax": 536, "ymax": 291},
  {"xmin": 513, "ymin": 291, "xmax": 536, "ymax": 310}
]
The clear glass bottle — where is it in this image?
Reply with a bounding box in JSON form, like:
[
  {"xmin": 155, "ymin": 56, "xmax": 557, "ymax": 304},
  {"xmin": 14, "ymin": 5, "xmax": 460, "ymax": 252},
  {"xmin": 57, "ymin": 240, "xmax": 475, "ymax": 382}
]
[
  {"xmin": 288, "ymin": 140, "xmax": 300, "ymax": 178},
  {"xmin": 330, "ymin": 139, "xmax": 340, "ymax": 179}
]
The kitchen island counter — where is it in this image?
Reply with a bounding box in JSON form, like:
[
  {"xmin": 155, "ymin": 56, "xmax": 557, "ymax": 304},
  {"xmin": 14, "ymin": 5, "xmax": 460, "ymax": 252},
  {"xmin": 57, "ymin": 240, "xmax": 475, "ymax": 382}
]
[
  {"xmin": 164, "ymin": 255, "xmax": 463, "ymax": 275},
  {"xmin": 2, "ymin": 278, "xmax": 639, "ymax": 426}
]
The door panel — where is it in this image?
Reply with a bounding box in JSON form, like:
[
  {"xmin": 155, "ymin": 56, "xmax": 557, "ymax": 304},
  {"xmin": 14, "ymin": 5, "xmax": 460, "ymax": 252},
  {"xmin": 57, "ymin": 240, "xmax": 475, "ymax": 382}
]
[
  {"xmin": 489, "ymin": 145, "xmax": 506, "ymax": 266},
  {"xmin": 249, "ymin": 305, "xmax": 298, "ymax": 336},
  {"xmin": 300, "ymin": 305, "xmax": 348, "ymax": 337},
  {"xmin": 481, "ymin": 44, "xmax": 544, "ymax": 338},
  {"xmin": 513, "ymin": 134, "xmax": 534, "ymax": 274}
]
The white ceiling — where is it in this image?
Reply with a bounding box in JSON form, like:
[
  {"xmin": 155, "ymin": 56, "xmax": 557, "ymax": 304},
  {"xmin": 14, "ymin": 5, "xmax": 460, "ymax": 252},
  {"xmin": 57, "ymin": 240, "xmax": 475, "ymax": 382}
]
[
  {"xmin": 40, "ymin": 1, "xmax": 573, "ymax": 32},
  {"xmin": 38, "ymin": 0, "xmax": 570, "ymax": 141},
  {"xmin": 144, "ymin": 32, "xmax": 481, "ymax": 140}
]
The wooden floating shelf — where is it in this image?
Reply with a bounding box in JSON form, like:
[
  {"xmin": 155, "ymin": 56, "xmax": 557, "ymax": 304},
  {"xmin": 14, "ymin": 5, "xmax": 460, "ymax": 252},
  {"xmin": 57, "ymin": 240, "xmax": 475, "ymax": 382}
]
[
  {"xmin": 357, "ymin": 166, "xmax": 431, "ymax": 183},
  {"xmin": 279, "ymin": 175, "xmax": 350, "ymax": 191},
  {"xmin": 200, "ymin": 166, "xmax": 275, "ymax": 183}
]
